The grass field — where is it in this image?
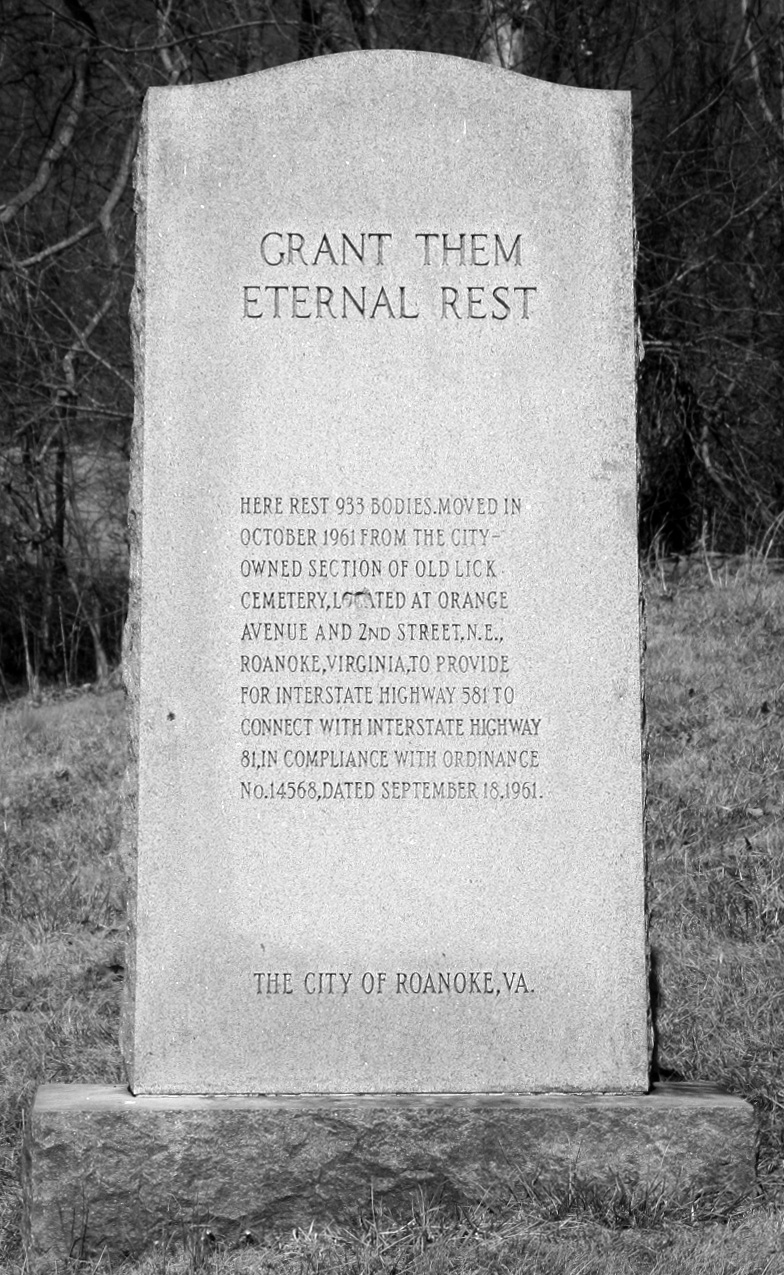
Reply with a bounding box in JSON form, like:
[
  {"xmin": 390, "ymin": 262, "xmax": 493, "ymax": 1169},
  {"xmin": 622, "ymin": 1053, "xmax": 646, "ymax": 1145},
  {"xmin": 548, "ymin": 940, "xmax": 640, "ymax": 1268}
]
[{"xmin": 1, "ymin": 561, "xmax": 784, "ymax": 1272}]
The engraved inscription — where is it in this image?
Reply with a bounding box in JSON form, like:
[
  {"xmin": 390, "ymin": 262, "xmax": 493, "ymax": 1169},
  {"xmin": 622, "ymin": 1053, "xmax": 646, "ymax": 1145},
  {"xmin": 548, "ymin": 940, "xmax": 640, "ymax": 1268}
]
[
  {"xmin": 242, "ymin": 230, "xmax": 537, "ymax": 321},
  {"xmin": 238, "ymin": 494, "xmax": 545, "ymax": 803},
  {"xmin": 253, "ymin": 969, "xmax": 535, "ymax": 995}
]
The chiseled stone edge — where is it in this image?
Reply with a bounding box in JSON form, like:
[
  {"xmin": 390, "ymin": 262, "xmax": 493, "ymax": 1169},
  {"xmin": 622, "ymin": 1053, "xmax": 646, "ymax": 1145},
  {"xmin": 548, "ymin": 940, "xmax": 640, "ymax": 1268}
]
[
  {"xmin": 118, "ymin": 98, "xmax": 148, "ymax": 1088},
  {"xmin": 24, "ymin": 1083, "xmax": 756, "ymax": 1267}
]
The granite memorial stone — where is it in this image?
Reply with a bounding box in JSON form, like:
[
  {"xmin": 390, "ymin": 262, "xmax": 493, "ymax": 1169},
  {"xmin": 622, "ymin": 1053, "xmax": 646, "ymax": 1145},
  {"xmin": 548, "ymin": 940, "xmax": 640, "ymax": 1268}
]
[{"xmin": 122, "ymin": 50, "xmax": 646, "ymax": 1094}]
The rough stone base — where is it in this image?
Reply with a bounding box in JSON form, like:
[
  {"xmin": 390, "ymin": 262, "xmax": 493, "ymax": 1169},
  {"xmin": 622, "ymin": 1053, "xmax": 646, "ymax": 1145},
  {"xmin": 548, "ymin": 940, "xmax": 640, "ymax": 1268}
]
[{"xmin": 24, "ymin": 1083, "xmax": 755, "ymax": 1268}]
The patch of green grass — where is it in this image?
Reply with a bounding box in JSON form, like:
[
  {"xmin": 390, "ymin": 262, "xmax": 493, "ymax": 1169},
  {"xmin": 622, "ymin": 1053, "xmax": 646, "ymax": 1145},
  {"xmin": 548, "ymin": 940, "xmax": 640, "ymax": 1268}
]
[
  {"xmin": 3, "ymin": 564, "xmax": 784, "ymax": 1272},
  {"xmin": 16, "ymin": 1200, "xmax": 784, "ymax": 1274},
  {"xmin": 645, "ymin": 564, "xmax": 784, "ymax": 1189},
  {"xmin": 0, "ymin": 690, "xmax": 126, "ymax": 1259}
]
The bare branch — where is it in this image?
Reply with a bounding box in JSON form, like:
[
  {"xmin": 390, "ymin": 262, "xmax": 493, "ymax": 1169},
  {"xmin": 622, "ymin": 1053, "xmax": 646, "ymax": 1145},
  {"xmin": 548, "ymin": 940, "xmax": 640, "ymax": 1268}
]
[
  {"xmin": 79, "ymin": 17, "xmax": 274, "ymax": 58},
  {"xmin": 478, "ymin": 0, "xmax": 524, "ymax": 70},
  {"xmin": 156, "ymin": 0, "xmax": 192, "ymax": 84},
  {"xmin": 741, "ymin": 0, "xmax": 782, "ymax": 141},
  {"xmin": 7, "ymin": 122, "xmax": 138, "ymax": 275},
  {"xmin": 344, "ymin": 0, "xmax": 381, "ymax": 49},
  {"xmin": 0, "ymin": 34, "xmax": 93, "ymax": 225}
]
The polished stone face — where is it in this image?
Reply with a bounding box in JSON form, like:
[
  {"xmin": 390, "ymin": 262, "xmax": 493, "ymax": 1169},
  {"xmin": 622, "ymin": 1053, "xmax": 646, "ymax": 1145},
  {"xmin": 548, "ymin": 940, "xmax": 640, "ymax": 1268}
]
[{"xmin": 122, "ymin": 51, "xmax": 647, "ymax": 1095}]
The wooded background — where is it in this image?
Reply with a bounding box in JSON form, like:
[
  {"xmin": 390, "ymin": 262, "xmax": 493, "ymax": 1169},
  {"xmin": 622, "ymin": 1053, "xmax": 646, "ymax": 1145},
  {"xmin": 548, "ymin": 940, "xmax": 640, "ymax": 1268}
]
[{"xmin": 2, "ymin": 0, "xmax": 783, "ymax": 691}]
